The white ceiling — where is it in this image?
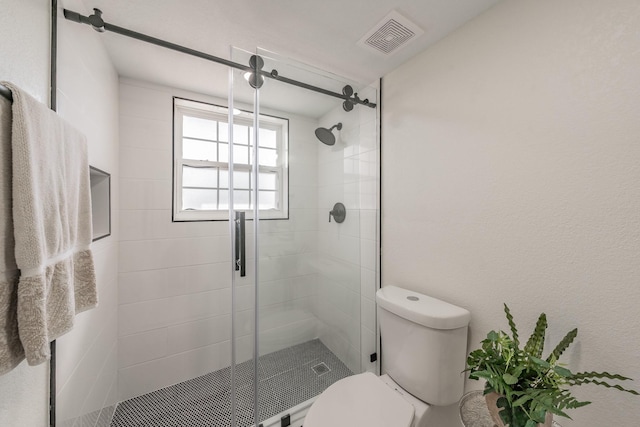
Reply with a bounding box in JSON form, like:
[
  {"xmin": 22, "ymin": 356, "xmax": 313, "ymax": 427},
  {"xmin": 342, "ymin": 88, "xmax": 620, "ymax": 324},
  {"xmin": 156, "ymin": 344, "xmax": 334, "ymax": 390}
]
[{"xmin": 65, "ymin": 0, "xmax": 500, "ymax": 117}]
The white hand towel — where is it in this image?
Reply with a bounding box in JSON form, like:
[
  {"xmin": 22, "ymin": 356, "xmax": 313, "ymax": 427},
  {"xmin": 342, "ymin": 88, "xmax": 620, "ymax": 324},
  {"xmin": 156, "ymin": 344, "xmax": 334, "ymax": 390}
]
[
  {"xmin": 0, "ymin": 95, "xmax": 24, "ymax": 374},
  {"xmin": 0, "ymin": 82, "xmax": 97, "ymax": 370}
]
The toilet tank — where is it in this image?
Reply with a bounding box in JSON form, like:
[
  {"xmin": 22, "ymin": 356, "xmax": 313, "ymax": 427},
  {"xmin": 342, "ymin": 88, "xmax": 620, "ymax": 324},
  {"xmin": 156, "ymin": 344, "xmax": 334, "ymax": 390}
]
[{"xmin": 376, "ymin": 286, "xmax": 471, "ymax": 406}]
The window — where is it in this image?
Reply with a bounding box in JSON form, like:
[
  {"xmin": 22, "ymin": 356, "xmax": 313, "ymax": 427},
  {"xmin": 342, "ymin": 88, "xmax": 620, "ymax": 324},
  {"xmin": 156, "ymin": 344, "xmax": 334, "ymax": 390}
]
[{"xmin": 173, "ymin": 98, "xmax": 289, "ymax": 221}]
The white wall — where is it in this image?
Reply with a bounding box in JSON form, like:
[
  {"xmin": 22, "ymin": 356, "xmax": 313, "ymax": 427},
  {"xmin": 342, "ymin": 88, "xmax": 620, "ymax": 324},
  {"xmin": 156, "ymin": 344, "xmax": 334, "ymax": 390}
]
[
  {"xmin": 117, "ymin": 78, "xmax": 320, "ymax": 400},
  {"xmin": 54, "ymin": 0, "xmax": 120, "ymax": 426},
  {"xmin": 0, "ymin": 1, "xmax": 120, "ymax": 426},
  {"xmin": 357, "ymin": 89, "xmax": 380, "ymax": 376},
  {"xmin": 117, "ymin": 76, "xmax": 380, "ymax": 401},
  {"xmin": 257, "ymin": 100, "xmax": 320, "ymax": 358},
  {"xmin": 0, "ymin": 0, "xmax": 50, "ymax": 104},
  {"xmin": 382, "ymin": 0, "xmax": 640, "ymax": 426},
  {"xmin": 314, "ymin": 85, "xmax": 379, "ymax": 375},
  {"xmin": 0, "ymin": 0, "xmax": 51, "ymax": 425}
]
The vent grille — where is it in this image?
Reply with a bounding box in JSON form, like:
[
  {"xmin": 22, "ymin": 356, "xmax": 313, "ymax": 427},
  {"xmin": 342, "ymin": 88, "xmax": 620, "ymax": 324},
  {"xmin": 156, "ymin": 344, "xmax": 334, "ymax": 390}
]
[
  {"xmin": 365, "ymin": 19, "xmax": 416, "ymax": 54},
  {"xmin": 358, "ymin": 10, "xmax": 424, "ymax": 55}
]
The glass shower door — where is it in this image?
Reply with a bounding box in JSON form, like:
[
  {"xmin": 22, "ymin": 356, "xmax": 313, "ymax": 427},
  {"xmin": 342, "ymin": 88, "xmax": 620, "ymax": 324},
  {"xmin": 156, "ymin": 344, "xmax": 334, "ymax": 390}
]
[
  {"xmin": 229, "ymin": 46, "xmax": 379, "ymax": 427},
  {"xmin": 255, "ymin": 49, "xmax": 365, "ymax": 427}
]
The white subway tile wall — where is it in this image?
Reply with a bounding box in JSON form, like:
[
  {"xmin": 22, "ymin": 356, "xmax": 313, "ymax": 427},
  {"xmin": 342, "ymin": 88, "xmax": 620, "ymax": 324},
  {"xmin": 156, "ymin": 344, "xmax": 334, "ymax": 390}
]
[
  {"xmin": 314, "ymin": 94, "xmax": 380, "ymax": 375},
  {"xmin": 54, "ymin": 1, "xmax": 121, "ymax": 424},
  {"xmin": 117, "ymin": 78, "xmax": 379, "ymax": 401}
]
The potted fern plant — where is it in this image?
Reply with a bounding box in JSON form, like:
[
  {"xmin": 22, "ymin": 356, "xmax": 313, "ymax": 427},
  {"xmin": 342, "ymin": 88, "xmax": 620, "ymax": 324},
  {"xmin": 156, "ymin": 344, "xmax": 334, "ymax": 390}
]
[{"xmin": 466, "ymin": 304, "xmax": 638, "ymax": 427}]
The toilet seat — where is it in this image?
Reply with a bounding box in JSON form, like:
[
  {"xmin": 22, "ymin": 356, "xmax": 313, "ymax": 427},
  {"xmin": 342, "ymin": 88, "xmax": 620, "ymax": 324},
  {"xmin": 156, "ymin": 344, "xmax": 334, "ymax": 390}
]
[{"xmin": 304, "ymin": 372, "xmax": 414, "ymax": 427}]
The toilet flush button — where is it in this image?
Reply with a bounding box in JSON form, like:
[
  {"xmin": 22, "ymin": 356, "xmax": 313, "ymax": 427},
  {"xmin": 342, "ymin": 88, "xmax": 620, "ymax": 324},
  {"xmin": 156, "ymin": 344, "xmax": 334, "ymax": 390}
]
[{"xmin": 407, "ymin": 296, "xmax": 419, "ymax": 301}]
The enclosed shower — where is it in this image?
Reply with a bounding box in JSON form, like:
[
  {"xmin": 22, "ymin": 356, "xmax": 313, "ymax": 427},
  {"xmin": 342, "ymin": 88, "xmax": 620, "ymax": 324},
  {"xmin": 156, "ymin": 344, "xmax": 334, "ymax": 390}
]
[{"xmin": 57, "ymin": 8, "xmax": 380, "ymax": 427}]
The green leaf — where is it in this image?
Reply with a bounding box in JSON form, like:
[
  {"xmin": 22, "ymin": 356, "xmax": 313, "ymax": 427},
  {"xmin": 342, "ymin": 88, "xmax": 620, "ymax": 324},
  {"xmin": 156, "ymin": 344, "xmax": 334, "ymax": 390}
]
[
  {"xmin": 547, "ymin": 328, "xmax": 577, "ymax": 362},
  {"xmin": 529, "ymin": 355, "xmax": 550, "ymax": 369},
  {"xmin": 524, "ymin": 313, "xmax": 547, "ymax": 357},
  {"xmin": 570, "ymin": 371, "xmax": 635, "ymax": 382},
  {"xmin": 554, "ymin": 365, "xmax": 573, "ymax": 377},
  {"xmin": 470, "ymin": 370, "xmax": 494, "ymax": 382},
  {"xmin": 512, "ymin": 365, "xmax": 524, "ymax": 380},
  {"xmin": 503, "ymin": 373, "xmax": 519, "ymax": 385},
  {"xmin": 531, "ymin": 408, "xmax": 547, "ymax": 423},
  {"xmin": 487, "ymin": 330, "xmax": 499, "ymax": 342},
  {"xmin": 512, "ymin": 394, "xmax": 533, "ymax": 407},
  {"xmin": 568, "ymin": 374, "xmax": 640, "ymax": 395},
  {"xmin": 504, "ymin": 303, "xmax": 520, "ymax": 349}
]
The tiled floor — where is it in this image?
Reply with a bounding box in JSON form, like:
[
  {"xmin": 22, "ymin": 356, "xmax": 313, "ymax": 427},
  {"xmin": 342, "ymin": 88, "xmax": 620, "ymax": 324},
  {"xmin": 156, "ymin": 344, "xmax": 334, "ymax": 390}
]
[
  {"xmin": 110, "ymin": 339, "xmax": 352, "ymax": 427},
  {"xmin": 58, "ymin": 405, "xmax": 116, "ymax": 427}
]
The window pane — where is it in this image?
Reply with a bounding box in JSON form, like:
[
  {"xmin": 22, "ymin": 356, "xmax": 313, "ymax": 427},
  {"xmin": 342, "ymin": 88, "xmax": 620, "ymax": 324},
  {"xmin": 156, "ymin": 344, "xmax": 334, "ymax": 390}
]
[
  {"xmin": 259, "ymin": 148, "xmax": 277, "ymax": 167},
  {"xmin": 259, "ymin": 191, "xmax": 276, "ymax": 209},
  {"xmin": 183, "ymin": 188, "xmax": 217, "ymax": 210},
  {"xmin": 233, "ymin": 124, "xmax": 249, "ymax": 145},
  {"xmin": 220, "ymin": 171, "xmax": 250, "ymax": 190},
  {"xmin": 234, "ymin": 190, "xmax": 250, "ymax": 210},
  {"xmin": 234, "ymin": 144, "xmax": 249, "ymax": 165},
  {"xmin": 219, "ymin": 143, "xmax": 229, "ymax": 163},
  {"xmin": 219, "ymin": 190, "xmax": 229, "ymax": 209},
  {"xmin": 235, "ymin": 171, "xmax": 250, "ymax": 189},
  {"xmin": 183, "ymin": 166, "xmax": 217, "ymax": 188},
  {"xmin": 219, "ymin": 122, "xmax": 229, "ymax": 143},
  {"xmin": 174, "ymin": 99, "xmax": 288, "ymax": 220},
  {"xmin": 183, "ymin": 116, "xmax": 216, "ymax": 140},
  {"xmin": 183, "ymin": 138, "xmax": 217, "ymax": 161},
  {"xmin": 219, "ymin": 170, "xmax": 229, "ymax": 189},
  {"xmin": 259, "ymin": 172, "xmax": 277, "ymax": 190},
  {"xmin": 259, "ymin": 128, "xmax": 277, "ymax": 148}
]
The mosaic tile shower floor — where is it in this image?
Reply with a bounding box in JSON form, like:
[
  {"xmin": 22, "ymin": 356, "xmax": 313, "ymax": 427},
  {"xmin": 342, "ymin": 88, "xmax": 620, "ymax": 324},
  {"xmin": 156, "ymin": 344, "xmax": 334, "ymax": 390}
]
[{"xmin": 110, "ymin": 339, "xmax": 353, "ymax": 427}]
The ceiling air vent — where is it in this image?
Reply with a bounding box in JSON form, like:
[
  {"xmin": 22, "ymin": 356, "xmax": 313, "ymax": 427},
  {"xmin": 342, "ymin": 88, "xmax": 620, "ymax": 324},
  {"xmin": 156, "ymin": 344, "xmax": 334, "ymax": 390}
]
[{"xmin": 358, "ymin": 10, "xmax": 424, "ymax": 55}]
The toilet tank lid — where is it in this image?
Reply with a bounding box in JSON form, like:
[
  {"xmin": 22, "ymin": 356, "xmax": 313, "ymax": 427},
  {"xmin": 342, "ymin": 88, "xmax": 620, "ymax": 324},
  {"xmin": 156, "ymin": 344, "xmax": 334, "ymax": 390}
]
[{"xmin": 376, "ymin": 286, "xmax": 471, "ymax": 330}]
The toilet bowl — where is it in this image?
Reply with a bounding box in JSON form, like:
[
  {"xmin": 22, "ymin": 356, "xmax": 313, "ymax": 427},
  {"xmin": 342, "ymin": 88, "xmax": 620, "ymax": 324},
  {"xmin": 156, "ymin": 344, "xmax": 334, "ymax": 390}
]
[
  {"xmin": 304, "ymin": 372, "xmax": 430, "ymax": 427},
  {"xmin": 304, "ymin": 286, "xmax": 471, "ymax": 427}
]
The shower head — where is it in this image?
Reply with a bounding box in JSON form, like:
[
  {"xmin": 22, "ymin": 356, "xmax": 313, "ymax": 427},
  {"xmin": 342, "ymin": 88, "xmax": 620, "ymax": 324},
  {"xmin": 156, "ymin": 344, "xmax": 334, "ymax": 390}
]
[{"xmin": 315, "ymin": 123, "xmax": 343, "ymax": 146}]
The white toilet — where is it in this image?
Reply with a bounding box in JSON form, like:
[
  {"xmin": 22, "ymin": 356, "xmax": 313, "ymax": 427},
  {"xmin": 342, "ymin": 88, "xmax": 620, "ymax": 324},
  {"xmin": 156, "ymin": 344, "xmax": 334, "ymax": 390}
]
[{"xmin": 304, "ymin": 286, "xmax": 471, "ymax": 427}]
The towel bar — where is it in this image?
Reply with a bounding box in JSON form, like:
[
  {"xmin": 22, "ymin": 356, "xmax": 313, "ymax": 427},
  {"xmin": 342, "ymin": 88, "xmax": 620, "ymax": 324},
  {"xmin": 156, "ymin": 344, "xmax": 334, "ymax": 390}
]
[{"xmin": 0, "ymin": 83, "xmax": 12, "ymax": 102}]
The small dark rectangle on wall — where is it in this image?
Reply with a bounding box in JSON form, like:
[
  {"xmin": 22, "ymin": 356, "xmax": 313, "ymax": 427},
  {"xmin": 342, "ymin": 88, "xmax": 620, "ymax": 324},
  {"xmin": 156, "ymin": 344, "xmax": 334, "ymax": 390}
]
[{"xmin": 90, "ymin": 166, "xmax": 111, "ymax": 241}]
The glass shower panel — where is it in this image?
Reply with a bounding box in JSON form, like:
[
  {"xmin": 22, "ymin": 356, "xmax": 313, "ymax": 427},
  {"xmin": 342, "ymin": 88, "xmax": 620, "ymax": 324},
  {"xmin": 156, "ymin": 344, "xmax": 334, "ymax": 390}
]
[
  {"xmin": 228, "ymin": 46, "xmax": 260, "ymax": 427},
  {"xmin": 257, "ymin": 50, "xmax": 364, "ymax": 382},
  {"xmin": 229, "ymin": 45, "xmax": 378, "ymax": 427}
]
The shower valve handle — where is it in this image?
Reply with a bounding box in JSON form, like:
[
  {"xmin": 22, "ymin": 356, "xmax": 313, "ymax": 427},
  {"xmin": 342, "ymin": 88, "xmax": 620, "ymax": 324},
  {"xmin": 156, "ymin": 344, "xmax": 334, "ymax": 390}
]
[{"xmin": 329, "ymin": 202, "xmax": 346, "ymax": 224}]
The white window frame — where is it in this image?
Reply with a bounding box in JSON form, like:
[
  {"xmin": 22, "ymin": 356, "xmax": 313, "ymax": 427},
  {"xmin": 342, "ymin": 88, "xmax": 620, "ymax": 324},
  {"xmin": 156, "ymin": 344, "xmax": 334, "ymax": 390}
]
[{"xmin": 173, "ymin": 97, "xmax": 289, "ymax": 221}]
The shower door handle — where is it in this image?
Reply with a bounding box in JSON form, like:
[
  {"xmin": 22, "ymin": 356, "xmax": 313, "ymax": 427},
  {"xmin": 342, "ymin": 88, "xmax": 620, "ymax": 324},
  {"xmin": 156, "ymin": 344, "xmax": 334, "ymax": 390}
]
[{"xmin": 235, "ymin": 211, "xmax": 246, "ymax": 277}]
